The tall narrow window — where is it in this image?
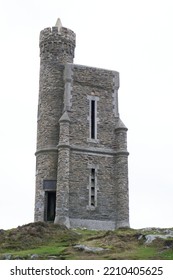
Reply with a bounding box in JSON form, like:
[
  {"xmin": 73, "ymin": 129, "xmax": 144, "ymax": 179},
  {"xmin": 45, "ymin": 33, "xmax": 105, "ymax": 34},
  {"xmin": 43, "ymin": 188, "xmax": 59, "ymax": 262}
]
[
  {"xmin": 91, "ymin": 100, "xmax": 95, "ymax": 139},
  {"xmin": 87, "ymin": 95, "xmax": 99, "ymax": 142}
]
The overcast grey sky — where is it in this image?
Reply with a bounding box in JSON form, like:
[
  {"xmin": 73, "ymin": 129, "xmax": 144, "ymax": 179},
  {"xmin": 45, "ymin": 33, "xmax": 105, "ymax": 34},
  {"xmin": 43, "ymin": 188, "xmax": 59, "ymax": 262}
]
[{"xmin": 0, "ymin": 0, "xmax": 173, "ymax": 230}]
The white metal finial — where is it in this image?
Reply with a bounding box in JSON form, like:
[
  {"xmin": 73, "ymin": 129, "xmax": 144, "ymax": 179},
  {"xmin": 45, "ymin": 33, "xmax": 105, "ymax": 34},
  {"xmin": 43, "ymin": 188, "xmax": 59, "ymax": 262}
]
[{"xmin": 55, "ymin": 18, "xmax": 62, "ymax": 32}]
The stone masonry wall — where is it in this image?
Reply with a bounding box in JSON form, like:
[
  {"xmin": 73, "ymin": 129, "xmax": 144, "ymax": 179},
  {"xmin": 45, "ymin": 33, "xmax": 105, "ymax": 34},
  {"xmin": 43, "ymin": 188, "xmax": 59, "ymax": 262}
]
[
  {"xmin": 115, "ymin": 155, "xmax": 129, "ymax": 228},
  {"xmin": 35, "ymin": 61, "xmax": 64, "ymax": 222},
  {"xmin": 35, "ymin": 25, "xmax": 68, "ymax": 222},
  {"xmin": 69, "ymin": 152, "xmax": 116, "ymax": 222},
  {"xmin": 69, "ymin": 64, "xmax": 119, "ymax": 149},
  {"xmin": 37, "ymin": 63, "xmax": 64, "ymax": 150},
  {"xmin": 34, "ymin": 151, "xmax": 58, "ymax": 221}
]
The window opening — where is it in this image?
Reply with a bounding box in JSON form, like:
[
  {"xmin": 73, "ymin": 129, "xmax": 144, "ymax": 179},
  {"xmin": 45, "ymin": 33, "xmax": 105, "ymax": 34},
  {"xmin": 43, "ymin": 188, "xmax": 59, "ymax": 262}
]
[
  {"xmin": 91, "ymin": 100, "xmax": 95, "ymax": 139},
  {"xmin": 90, "ymin": 168, "xmax": 96, "ymax": 207}
]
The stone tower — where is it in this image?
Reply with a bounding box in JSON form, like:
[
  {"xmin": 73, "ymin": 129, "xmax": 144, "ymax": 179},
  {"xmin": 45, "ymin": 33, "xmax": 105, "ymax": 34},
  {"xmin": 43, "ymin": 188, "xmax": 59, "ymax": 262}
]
[{"xmin": 34, "ymin": 19, "xmax": 129, "ymax": 230}]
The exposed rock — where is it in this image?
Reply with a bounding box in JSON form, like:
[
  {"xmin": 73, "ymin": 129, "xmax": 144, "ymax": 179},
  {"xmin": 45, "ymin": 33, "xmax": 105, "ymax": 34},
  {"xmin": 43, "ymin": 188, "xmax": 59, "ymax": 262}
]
[
  {"xmin": 73, "ymin": 244, "xmax": 108, "ymax": 253},
  {"xmin": 138, "ymin": 235, "xmax": 143, "ymax": 240},
  {"xmin": 48, "ymin": 256, "xmax": 59, "ymax": 260},
  {"xmin": 141, "ymin": 228, "xmax": 173, "ymax": 234},
  {"xmin": 31, "ymin": 254, "xmax": 39, "ymax": 259},
  {"xmin": 13, "ymin": 255, "xmax": 26, "ymax": 260},
  {"xmin": 3, "ymin": 254, "xmax": 12, "ymax": 260},
  {"xmin": 163, "ymin": 229, "xmax": 173, "ymax": 235},
  {"xmin": 145, "ymin": 234, "xmax": 173, "ymax": 244}
]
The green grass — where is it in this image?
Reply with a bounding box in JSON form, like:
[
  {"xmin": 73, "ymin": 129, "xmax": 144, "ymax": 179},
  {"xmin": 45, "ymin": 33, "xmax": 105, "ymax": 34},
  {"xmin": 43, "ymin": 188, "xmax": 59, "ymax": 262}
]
[
  {"xmin": 160, "ymin": 250, "xmax": 173, "ymax": 260},
  {"xmin": 5, "ymin": 245, "xmax": 65, "ymax": 258},
  {"xmin": 0, "ymin": 222, "xmax": 173, "ymax": 260}
]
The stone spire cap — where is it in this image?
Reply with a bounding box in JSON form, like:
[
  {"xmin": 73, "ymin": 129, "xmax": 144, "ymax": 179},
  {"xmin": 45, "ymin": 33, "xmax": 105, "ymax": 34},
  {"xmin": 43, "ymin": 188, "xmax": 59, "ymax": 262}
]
[
  {"xmin": 59, "ymin": 111, "xmax": 70, "ymax": 123},
  {"xmin": 115, "ymin": 118, "xmax": 128, "ymax": 131},
  {"xmin": 55, "ymin": 18, "xmax": 62, "ymax": 32}
]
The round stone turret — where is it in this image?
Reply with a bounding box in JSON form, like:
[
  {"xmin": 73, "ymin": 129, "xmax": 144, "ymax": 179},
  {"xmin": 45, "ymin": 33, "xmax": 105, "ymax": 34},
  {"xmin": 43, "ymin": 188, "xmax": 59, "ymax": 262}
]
[{"xmin": 39, "ymin": 18, "xmax": 76, "ymax": 63}]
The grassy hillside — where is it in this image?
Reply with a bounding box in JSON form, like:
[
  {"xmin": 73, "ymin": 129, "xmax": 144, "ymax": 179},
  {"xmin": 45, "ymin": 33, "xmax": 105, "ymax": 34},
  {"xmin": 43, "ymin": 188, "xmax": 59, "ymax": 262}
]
[{"xmin": 0, "ymin": 222, "xmax": 173, "ymax": 260}]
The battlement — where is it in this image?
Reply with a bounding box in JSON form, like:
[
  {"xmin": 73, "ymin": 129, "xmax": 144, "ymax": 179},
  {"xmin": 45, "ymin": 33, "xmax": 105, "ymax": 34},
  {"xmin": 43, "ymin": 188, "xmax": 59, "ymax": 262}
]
[
  {"xmin": 39, "ymin": 26, "xmax": 76, "ymax": 45},
  {"xmin": 39, "ymin": 20, "xmax": 76, "ymax": 63}
]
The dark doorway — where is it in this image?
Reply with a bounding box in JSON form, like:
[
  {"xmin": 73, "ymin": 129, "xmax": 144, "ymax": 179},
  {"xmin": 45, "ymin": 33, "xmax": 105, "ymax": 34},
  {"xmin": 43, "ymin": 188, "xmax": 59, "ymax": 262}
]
[{"xmin": 45, "ymin": 191, "xmax": 56, "ymax": 222}]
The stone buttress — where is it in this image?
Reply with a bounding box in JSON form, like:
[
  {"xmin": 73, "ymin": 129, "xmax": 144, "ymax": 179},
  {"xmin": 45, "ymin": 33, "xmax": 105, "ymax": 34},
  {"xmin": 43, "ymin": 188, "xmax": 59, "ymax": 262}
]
[
  {"xmin": 54, "ymin": 111, "xmax": 70, "ymax": 227},
  {"xmin": 114, "ymin": 119, "xmax": 129, "ymax": 228}
]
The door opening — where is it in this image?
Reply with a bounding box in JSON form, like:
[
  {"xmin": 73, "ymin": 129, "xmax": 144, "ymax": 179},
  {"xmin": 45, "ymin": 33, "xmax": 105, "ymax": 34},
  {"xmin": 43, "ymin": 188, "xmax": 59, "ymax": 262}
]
[{"xmin": 45, "ymin": 191, "xmax": 56, "ymax": 222}]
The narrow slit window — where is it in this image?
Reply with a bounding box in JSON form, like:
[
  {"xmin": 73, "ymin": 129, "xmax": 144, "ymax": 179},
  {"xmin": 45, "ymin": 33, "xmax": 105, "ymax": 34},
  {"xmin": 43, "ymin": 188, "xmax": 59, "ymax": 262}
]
[
  {"xmin": 91, "ymin": 168, "xmax": 95, "ymax": 178},
  {"xmin": 91, "ymin": 100, "xmax": 95, "ymax": 139},
  {"xmin": 87, "ymin": 95, "xmax": 99, "ymax": 142},
  {"xmin": 90, "ymin": 168, "xmax": 96, "ymax": 207},
  {"xmin": 91, "ymin": 168, "xmax": 95, "ymax": 187}
]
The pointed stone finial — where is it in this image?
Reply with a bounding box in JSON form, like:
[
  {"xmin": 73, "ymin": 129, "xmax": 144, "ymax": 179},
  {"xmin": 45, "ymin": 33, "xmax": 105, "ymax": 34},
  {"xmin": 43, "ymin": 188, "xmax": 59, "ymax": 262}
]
[{"xmin": 55, "ymin": 18, "xmax": 62, "ymax": 32}]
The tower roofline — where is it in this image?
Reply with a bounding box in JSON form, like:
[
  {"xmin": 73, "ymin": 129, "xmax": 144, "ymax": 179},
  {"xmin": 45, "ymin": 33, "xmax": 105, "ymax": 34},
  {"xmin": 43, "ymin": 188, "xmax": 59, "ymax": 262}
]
[{"xmin": 39, "ymin": 20, "xmax": 76, "ymax": 63}]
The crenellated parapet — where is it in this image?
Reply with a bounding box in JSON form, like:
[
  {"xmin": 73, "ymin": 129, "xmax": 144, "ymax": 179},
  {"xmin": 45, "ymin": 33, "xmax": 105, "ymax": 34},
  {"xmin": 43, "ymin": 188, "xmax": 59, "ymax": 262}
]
[{"xmin": 39, "ymin": 19, "xmax": 76, "ymax": 63}]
